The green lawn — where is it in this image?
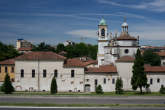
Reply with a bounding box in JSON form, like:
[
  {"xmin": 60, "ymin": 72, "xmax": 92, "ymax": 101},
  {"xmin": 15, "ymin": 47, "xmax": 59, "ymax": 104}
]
[{"xmin": 0, "ymin": 91, "xmax": 165, "ymax": 96}]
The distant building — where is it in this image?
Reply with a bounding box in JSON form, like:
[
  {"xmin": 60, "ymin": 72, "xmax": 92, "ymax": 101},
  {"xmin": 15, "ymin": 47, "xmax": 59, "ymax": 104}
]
[
  {"xmin": 0, "ymin": 59, "xmax": 15, "ymax": 83},
  {"xmin": 63, "ymin": 40, "xmax": 75, "ymax": 46},
  {"xmin": 16, "ymin": 39, "xmax": 32, "ymax": 53}
]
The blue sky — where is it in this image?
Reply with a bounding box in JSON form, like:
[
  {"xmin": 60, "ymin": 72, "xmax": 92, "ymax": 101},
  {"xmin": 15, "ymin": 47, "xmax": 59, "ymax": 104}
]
[{"xmin": 0, "ymin": 0, "xmax": 165, "ymax": 46}]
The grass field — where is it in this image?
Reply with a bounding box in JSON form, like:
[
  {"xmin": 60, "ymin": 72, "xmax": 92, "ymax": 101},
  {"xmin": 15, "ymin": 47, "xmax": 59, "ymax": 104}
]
[{"xmin": 0, "ymin": 91, "xmax": 165, "ymax": 96}]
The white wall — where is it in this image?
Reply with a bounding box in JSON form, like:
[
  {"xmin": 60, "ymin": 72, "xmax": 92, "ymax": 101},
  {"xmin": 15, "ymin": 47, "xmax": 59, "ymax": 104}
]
[
  {"xmin": 117, "ymin": 40, "xmax": 137, "ymax": 46},
  {"xmin": 116, "ymin": 62, "xmax": 134, "ymax": 90},
  {"xmin": 85, "ymin": 73, "xmax": 118, "ymax": 92},
  {"xmin": 14, "ymin": 60, "xmax": 85, "ymax": 92},
  {"xmin": 119, "ymin": 47, "xmax": 138, "ymax": 57},
  {"xmin": 147, "ymin": 73, "xmax": 165, "ymax": 92}
]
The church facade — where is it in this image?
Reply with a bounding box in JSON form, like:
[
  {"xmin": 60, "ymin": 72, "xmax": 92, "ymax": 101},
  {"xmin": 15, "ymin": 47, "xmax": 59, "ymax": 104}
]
[{"xmin": 97, "ymin": 18, "xmax": 139, "ymax": 66}]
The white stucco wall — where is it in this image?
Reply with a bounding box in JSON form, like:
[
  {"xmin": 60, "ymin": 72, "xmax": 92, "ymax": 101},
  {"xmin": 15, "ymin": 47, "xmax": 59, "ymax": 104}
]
[
  {"xmin": 85, "ymin": 73, "xmax": 118, "ymax": 92},
  {"xmin": 147, "ymin": 73, "xmax": 165, "ymax": 92},
  {"xmin": 116, "ymin": 62, "xmax": 134, "ymax": 90},
  {"xmin": 117, "ymin": 40, "xmax": 137, "ymax": 46},
  {"xmin": 14, "ymin": 60, "xmax": 85, "ymax": 92}
]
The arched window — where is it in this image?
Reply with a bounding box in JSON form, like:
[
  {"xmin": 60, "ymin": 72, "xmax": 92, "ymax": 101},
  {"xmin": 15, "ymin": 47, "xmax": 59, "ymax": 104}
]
[{"xmin": 101, "ymin": 28, "xmax": 105, "ymax": 36}]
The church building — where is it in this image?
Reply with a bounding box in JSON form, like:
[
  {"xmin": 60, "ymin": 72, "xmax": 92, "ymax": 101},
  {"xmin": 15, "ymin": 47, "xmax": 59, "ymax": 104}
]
[{"xmin": 12, "ymin": 18, "xmax": 165, "ymax": 92}]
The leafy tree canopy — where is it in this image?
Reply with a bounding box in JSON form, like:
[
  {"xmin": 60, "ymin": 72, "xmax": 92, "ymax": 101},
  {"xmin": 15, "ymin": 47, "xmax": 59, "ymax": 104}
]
[
  {"xmin": 32, "ymin": 42, "xmax": 55, "ymax": 52},
  {"xmin": 143, "ymin": 49, "xmax": 161, "ymax": 66},
  {"xmin": 0, "ymin": 42, "xmax": 19, "ymax": 61}
]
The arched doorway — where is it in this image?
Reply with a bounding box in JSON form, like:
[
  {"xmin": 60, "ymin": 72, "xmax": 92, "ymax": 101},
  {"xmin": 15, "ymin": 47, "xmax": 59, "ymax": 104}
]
[{"xmin": 85, "ymin": 84, "xmax": 91, "ymax": 92}]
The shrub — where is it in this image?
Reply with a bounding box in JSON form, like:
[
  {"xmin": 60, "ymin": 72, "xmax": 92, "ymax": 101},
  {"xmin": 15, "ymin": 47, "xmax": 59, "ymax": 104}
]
[
  {"xmin": 95, "ymin": 85, "xmax": 103, "ymax": 94},
  {"xmin": 160, "ymin": 85, "xmax": 165, "ymax": 94},
  {"xmin": 50, "ymin": 77, "xmax": 57, "ymax": 94},
  {"xmin": 1, "ymin": 73, "xmax": 14, "ymax": 94},
  {"xmin": 115, "ymin": 78, "xmax": 123, "ymax": 94}
]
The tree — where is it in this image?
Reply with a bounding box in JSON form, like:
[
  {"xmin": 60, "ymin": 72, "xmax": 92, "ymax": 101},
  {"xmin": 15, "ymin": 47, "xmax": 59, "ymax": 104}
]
[
  {"xmin": 56, "ymin": 43, "xmax": 65, "ymax": 53},
  {"xmin": 131, "ymin": 49, "xmax": 147, "ymax": 94},
  {"xmin": 1, "ymin": 73, "xmax": 14, "ymax": 94},
  {"xmin": 143, "ymin": 49, "xmax": 161, "ymax": 66},
  {"xmin": 0, "ymin": 42, "xmax": 19, "ymax": 61},
  {"xmin": 95, "ymin": 85, "xmax": 103, "ymax": 94},
  {"xmin": 115, "ymin": 78, "xmax": 123, "ymax": 94},
  {"xmin": 160, "ymin": 85, "xmax": 165, "ymax": 94},
  {"xmin": 32, "ymin": 42, "xmax": 55, "ymax": 52},
  {"xmin": 50, "ymin": 77, "xmax": 57, "ymax": 94}
]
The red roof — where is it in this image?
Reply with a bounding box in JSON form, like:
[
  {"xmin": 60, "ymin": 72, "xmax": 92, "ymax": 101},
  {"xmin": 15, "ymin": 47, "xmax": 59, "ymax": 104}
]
[
  {"xmin": 64, "ymin": 57, "xmax": 97, "ymax": 67},
  {"xmin": 86, "ymin": 65, "xmax": 117, "ymax": 73},
  {"xmin": 116, "ymin": 56, "xmax": 135, "ymax": 62},
  {"xmin": 0, "ymin": 58, "xmax": 15, "ymax": 65},
  {"xmin": 15, "ymin": 51, "xmax": 66, "ymax": 61},
  {"xmin": 117, "ymin": 32, "xmax": 137, "ymax": 41},
  {"xmin": 18, "ymin": 47, "xmax": 32, "ymax": 51},
  {"xmin": 144, "ymin": 65, "xmax": 165, "ymax": 73},
  {"xmin": 156, "ymin": 51, "xmax": 165, "ymax": 57}
]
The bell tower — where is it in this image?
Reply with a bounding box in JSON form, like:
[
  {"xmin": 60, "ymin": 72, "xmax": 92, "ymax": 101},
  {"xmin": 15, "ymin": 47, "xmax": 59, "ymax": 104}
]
[{"xmin": 97, "ymin": 18, "xmax": 109, "ymax": 66}]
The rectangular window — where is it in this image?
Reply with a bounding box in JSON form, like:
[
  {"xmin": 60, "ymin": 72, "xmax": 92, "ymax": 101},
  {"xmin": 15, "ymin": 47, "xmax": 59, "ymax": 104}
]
[
  {"xmin": 54, "ymin": 70, "xmax": 58, "ymax": 77},
  {"xmin": 21, "ymin": 69, "xmax": 24, "ymax": 78},
  {"xmin": 112, "ymin": 78, "xmax": 115, "ymax": 84},
  {"xmin": 43, "ymin": 69, "xmax": 46, "ymax": 78},
  {"xmin": 32, "ymin": 69, "xmax": 35, "ymax": 78},
  {"xmin": 150, "ymin": 78, "xmax": 153, "ymax": 85},
  {"xmin": 104, "ymin": 78, "xmax": 106, "ymax": 84},
  {"xmin": 71, "ymin": 70, "xmax": 74, "ymax": 78},
  {"xmin": 5, "ymin": 66, "xmax": 8, "ymax": 73},
  {"xmin": 157, "ymin": 78, "xmax": 160, "ymax": 83},
  {"xmin": 95, "ymin": 79, "xmax": 98, "ymax": 86},
  {"xmin": 11, "ymin": 66, "xmax": 14, "ymax": 73}
]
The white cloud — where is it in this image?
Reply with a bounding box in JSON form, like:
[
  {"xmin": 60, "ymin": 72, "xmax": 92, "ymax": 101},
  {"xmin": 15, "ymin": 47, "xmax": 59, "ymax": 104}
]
[
  {"xmin": 129, "ymin": 21, "xmax": 165, "ymax": 40},
  {"xmin": 79, "ymin": 12, "xmax": 146, "ymax": 19},
  {"xmin": 97, "ymin": 0, "xmax": 165, "ymax": 12},
  {"xmin": 66, "ymin": 29, "xmax": 97, "ymax": 39}
]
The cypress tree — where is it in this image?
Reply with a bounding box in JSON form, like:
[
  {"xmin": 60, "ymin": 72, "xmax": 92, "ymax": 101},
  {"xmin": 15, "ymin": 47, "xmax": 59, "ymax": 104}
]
[
  {"xmin": 96, "ymin": 85, "xmax": 103, "ymax": 94},
  {"xmin": 131, "ymin": 49, "xmax": 147, "ymax": 94},
  {"xmin": 115, "ymin": 78, "xmax": 123, "ymax": 94},
  {"xmin": 50, "ymin": 77, "xmax": 57, "ymax": 94},
  {"xmin": 1, "ymin": 73, "xmax": 14, "ymax": 94}
]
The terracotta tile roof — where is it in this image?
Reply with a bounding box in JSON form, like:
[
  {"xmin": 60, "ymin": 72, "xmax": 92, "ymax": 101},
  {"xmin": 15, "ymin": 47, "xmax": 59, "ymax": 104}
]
[
  {"xmin": 156, "ymin": 51, "xmax": 165, "ymax": 57},
  {"xmin": 144, "ymin": 65, "xmax": 165, "ymax": 73},
  {"xmin": 86, "ymin": 65, "xmax": 117, "ymax": 73},
  {"xmin": 116, "ymin": 32, "xmax": 137, "ymax": 41},
  {"xmin": 15, "ymin": 51, "xmax": 66, "ymax": 61},
  {"xmin": 18, "ymin": 47, "xmax": 32, "ymax": 51},
  {"xmin": 0, "ymin": 58, "xmax": 15, "ymax": 65},
  {"xmin": 116, "ymin": 56, "xmax": 135, "ymax": 62},
  {"xmin": 64, "ymin": 57, "xmax": 97, "ymax": 67}
]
